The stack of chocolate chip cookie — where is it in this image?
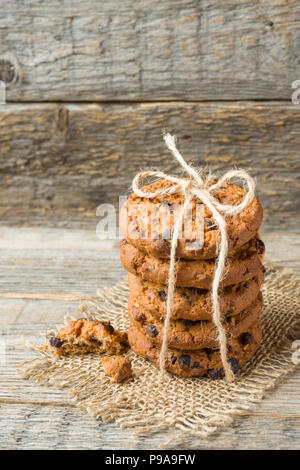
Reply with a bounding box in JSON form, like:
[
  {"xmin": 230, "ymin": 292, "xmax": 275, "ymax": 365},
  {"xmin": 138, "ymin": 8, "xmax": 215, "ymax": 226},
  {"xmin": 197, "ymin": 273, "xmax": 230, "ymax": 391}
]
[{"xmin": 120, "ymin": 179, "xmax": 265, "ymax": 379}]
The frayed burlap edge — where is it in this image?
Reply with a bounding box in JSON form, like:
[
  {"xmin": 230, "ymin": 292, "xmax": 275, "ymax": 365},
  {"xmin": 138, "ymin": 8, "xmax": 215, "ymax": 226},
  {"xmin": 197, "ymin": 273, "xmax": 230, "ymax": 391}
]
[{"xmin": 17, "ymin": 265, "xmax": 300, "ymax": 448}]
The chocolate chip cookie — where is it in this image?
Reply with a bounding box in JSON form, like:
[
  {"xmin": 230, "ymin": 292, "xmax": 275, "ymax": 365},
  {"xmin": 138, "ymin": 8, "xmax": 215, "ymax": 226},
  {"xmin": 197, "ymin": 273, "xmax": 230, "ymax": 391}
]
[
  {"xmin": 128, "ymin": 269, "xmax": 264, "ymax": 321},
  {"xmin": 47, "ymin": 319, "xmax": 128, "ymax": 356},
  {"xmin": 128, "ymin": 320, "xmax": 262, "ymax": 378},
  {"xmin": 120, "ymin": 179, "xmax": 263, "ymax": 260},
  {"xmin": 121, "ymin": 236, "xmax": 265, "ymax": 289},
  {"xmin": 128, "ymin": 292, "xmax": 262, "ymax": 350}
]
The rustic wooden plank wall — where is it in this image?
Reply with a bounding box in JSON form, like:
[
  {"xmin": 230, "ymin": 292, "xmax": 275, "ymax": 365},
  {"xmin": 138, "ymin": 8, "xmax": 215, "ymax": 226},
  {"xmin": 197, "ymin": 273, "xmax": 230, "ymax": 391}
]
[
  {"xmin": 1, "ymin": 0, "xmax": 299, "ymax": 101},
  {"xmin": 0, "ymin": 1, "xmax": 299, "ymax": 230}
]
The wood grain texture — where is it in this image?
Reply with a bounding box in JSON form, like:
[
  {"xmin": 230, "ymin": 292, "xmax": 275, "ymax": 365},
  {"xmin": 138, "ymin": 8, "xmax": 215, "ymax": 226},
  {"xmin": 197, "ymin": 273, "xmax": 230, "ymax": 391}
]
[
  {"xmin": 0, "ymin": 0, "xmax": 299, "ymax": 101},
  {"xmin": 0, "ymin": 227, "xmax": 299, "ymax": 450},
  {"xmin": 1, "ymin": 102, "xmax": 299, "ymax": 230},
  {"xmin": 0, "ymin": 228, "xmax": 299, "ymax": 297},
  {"xmin": 0, "ymin": 403, "xmax": 299, "ymax": 449},
  {"xmin": 1, "ymin": 333, "xmax": 300, "ymax": 450}
]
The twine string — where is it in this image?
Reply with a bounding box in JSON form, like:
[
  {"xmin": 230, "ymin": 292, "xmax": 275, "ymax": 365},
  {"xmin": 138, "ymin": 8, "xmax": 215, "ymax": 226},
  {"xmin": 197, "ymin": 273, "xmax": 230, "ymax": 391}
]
[{"xmin": 132, "ymin": 133, "xmax": 255, "ymax": 382}]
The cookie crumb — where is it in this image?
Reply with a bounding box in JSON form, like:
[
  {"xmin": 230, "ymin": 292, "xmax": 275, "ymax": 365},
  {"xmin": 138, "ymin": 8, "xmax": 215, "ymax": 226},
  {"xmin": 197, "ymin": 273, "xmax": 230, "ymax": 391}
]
[{"xmin": 101, "ymin": 356, "xmax": 133, "ymax": 383}]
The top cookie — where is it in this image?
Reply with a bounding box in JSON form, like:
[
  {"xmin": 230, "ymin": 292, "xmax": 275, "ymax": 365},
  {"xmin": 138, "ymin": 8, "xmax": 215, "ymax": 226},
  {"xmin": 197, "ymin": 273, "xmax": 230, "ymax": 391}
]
[{"xmin": 120, "ymin": 179, "xmax": 263, "ymax": 260}]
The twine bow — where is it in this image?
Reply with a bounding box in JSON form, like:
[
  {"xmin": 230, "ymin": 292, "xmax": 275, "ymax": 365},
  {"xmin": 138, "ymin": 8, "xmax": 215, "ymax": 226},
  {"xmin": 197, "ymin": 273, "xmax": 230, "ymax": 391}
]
[{"xmin": 132, "ymin": 133, "xmax": 255, "ymax": 381}]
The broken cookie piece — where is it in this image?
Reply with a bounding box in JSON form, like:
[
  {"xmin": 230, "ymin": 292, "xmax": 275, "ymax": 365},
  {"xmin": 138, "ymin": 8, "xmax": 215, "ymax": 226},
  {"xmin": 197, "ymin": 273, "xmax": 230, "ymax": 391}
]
[
  {"xmin": 47, "ymin": 319, "xmax": 128, "ymax": 356},
  {"xmin": 101, "ymin": 356, "xmax": 133, "ymax": 383}
]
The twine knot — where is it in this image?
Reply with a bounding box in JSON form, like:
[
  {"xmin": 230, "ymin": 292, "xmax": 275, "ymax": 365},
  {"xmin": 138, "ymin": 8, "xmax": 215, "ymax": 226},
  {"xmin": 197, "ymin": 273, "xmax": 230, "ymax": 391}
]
[{"xmin": 132, "ymin": 133, "xmax": 256, "ymax": 382}]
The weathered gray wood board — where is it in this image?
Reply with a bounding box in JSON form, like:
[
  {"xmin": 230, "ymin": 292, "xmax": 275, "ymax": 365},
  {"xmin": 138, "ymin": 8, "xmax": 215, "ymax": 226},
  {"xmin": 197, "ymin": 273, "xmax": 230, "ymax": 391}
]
[
  {"xmin": 0, "ymin": 227, "xmax": 299, "ymax": 450},
  {"xmin": 1, "ymin": 102, "xmax": 299, "ymax": 230},
  {"xmin": 1, "ymin": 329, "xmax": 300, "ymax": 450},
  {"xmin": 0, "ymin": 228, "xmax": 299, "ymax": 296},
  {"xmin": 1, "ymin": 402, "xmax": 299, "ymax": 450},
  {"xmin": 0, "ymin": 0, "xmax": 299, "ymax": 101}
]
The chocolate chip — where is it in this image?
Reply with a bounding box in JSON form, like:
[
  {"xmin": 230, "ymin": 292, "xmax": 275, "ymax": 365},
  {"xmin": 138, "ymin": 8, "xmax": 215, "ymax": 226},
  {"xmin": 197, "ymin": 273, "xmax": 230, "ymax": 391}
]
[
  {"xmin": 161, "ymin": 200, "xmax": 174, "ymax": 210},
  {"xmin": 191, "ymin": 361, "xmax": 203, "ymax": 369},
  {"xmin": 158, "ymin": 290, "xmax": 167, "ymax": 301},
  {"xmin": 101, "ymin": 322, "xmax": 114, "ymax": 334},
  {"xmin": 171, "ymin": 356, "xmax": 177, "ymax": 365},
  {"xmin": 146, "ymin": 325, "xmax": 158, "ymax": 337},
  {"xmin": 262, "ymin": 265, "xmax": 266, "ymax": 273},
  {"xmin": 228, "ymin": 357, "xmax": 240, "ymax": 374},
  {"xmin": 202, "ymin": 347, "xmax": 212, "ymax": 359},
  {"xmin": 136, "ymin": 312, "xmax": 146, "ymax": 324},
  {"xmin": 241, "ymin": 332, "xmax": 253, "ymax": 345},
  {"xmin": 256, "ymin": 238, "xmax": 265, "ymax": 255},
  {"xmin": 178, "ymin": 354, "xmax": 191, "ymax": 369},
  {"xmin": 50, "ymin": 336, "xmax": 64, "ymax": 348},
  {"xmin": 182, "ymin": 293, "xmax": 192, "ymax": 305},
  {"xmin": 205, "ymin": 219, "xmax": 217, "ymax": 230},
  {"xmin": 208, "ymin": 368, "xmax": 224, "ymax": 380}
]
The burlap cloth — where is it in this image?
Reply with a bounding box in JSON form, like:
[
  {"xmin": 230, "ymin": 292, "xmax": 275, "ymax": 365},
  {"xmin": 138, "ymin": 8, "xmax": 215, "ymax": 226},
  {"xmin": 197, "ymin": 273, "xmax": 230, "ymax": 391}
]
[{"xmin": 18, "ymin": 265, "xmax": 300, "ymax": 446}]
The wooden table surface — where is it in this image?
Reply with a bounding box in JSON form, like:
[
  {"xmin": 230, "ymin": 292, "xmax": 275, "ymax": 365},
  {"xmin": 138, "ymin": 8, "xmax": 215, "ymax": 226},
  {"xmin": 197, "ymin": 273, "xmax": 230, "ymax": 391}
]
[
  {"xmin": 0, "ymin": 0, "xmax": 299, "ymax": 450},
  {"xmin": 0, "ymin": 226, "xmax": 299, "ymax": 450}
]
